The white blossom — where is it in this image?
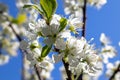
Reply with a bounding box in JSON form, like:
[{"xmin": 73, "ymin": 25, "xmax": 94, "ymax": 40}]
[
  {"xmin": 101, "ymin": 45, "xmax": 116, "ymax": 63},
  {"xmin": 100, "ymin": 33, "xmax": 110, "ymax": 45},
  {"xmin": 0, "ymin": 55, "xmax": 9, "ymax": 65},
  {"xmin": 38, "ymin": 14, "xmax": 61, "ymax": 37},
  {"xmin": 40, "ymin": 57, "xmax": 54, "ymax": 79},
  {"xmin": 68, "ymin": 15, "xmax": 83, "ymax": 31},
  {"xmin": 88, "ymin": 0, "xmax": 107, "ymax": 9},
  {"xmin": 53, "ymin": 36, "xmax": 101, "ymax": 76},
  {"xmin": 59, "ymin": 66, "xmax": 67, "ymax": 80},
  {"xmin": 106, "ymin": 61, "xmax": 120, "ymax": 77},
  {"xmin": 119, "ymin": 42, "xmax": 120, "ymax": 46},
  {"xmin": 64, "ymin": 0, "xmax": 83, "ymax": 18},
  {"xmin": 114, "ymin": 72, "xmax": 120, "ymax": 80}
]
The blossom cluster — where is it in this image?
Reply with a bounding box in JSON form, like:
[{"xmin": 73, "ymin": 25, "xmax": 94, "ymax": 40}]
[
  {"xmin": 20, "ymin": 4, "xmax": 101, "ymax": 80},
  {"xmin": 100, "ymin": 33, "xmax": 116, "ymax": 64},
  {"xmin": 106, "ymin": 61, "xmax": 120, "ymax": 80},
  {"xmin": 64, "ymin": 0, "xmax": 107, "ymax": 18},
  {"xmin": 0, "ymin": 4, "xmax": 19, "ymax": 65},
  {"xmin": 0, "ymin": 0, "xmax": 120, "ymax": 80}
]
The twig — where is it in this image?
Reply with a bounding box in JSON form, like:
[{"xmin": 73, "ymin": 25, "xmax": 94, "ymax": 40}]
[{"xmin": 109, "ymin": 63, "xmax": 120, "ymax": 80}]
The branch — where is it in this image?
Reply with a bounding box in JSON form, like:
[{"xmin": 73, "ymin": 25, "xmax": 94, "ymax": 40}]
[
  {"xmin": 9, "ymin": 23, "xmax": 22, "ymax": 41},
  {"xmin": 9, "ymin": 23, "xmax": 25, "ymax": 80},
  {"xmin": 62, "ymin": 60, "xmax": 73, "ymax": 80},
  {"xmin": 77, "ymin": 0, "xmax": 87, "ymax": 80},
  {"xmin": 9, "ymin": 23, "xmax": 42, "ymax": 80},
  {"xmin": 76, "ymin": 73, "xmax": 83, "ymax": 80},
  {"xmin": 55, "ymin": 48, "xmax": 73, "ymax": 80},
  {"xmin": 34, "ymin": 64, "xmax": 43, "ymax": 80},
  {"xmin": 109, "ymin": 63, "xmax": 120, "ymax": 80},
  {"xmin": 82, "ymin": 0, "xmax": 87, "ymax": 37}
]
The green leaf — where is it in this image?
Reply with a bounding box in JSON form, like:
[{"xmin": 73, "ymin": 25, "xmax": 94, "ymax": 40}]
[
  {"xmin": 41, "ymin": 45, "xmax": 52, "ymax": 57},
  {"xmin": 10, "ymin": 14, "xmax": 26, "ymax": 24},
  {"xmin": 40, "ymin": 0, "xmax": 57, "ymax": 23},
  {"xmin": 17, "ymin": 13, "xmax": 27, "ymax": 24},
  {"xmin": 23, "ymin": 4, "xmax": 43, "ymax": 15},
  {"xmin": 59, "ymin": 18, "xmax": 67, "ymax": 32},
  {"xmin": 10, "ymin": 14, "xmax": 26, "ymax": 25}
]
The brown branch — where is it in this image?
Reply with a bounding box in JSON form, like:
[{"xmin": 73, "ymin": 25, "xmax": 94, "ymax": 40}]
[
  {"xmin": 62, "ymin": 60, "xmax": 73, "ymax": 80},
  {"xmin": 77, "ymin": 0, "xmax": 87, "ymax": 80},
  {"xmin": 55, "ymin": 48, "xmax": 73, "ymax": 80},
  {"xmin": 109, "ymin": 63, "xmax": 120, "ymax": 80},
  {"xmin": 82, "ymin": 0, "xmax": 87, "ymax": 37}
]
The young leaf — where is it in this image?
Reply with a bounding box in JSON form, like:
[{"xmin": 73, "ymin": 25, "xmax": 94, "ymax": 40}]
[
  {"xmin": 59, "ymin": 18, "xmax": 67, "ymax": 32},
  {"xmin": 17, "ymin": 13, "xmax": 26, "ymax": 24},
  {"xmin": 23, "ymin": 4, "xmax": 43, "ymax": 15},
  {"xmin": 41, "ymin": 45, "xmax": 52, "ymax": 57},
  {"xmin": 40, "ymin": 0, "xmax": 57, "ymax": 23}
]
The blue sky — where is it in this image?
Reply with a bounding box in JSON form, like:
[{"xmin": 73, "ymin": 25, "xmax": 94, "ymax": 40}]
[{"xmin": 0, "ymin": 0, "xmax": 120, "ymax": 80}]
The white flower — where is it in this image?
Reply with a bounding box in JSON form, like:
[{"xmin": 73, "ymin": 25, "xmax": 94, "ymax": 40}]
[
  {"xmin": 106, "ymin": 61, "xmax": 120, "ymax": 77},
  {"xmin": 41, "ymin": 70, "xmax": 51, "ymax": 79},
  {"xmin": 91, "ymin": 62, "xmax": 103, "ymax": 80},
  {"xmin": 59, "ymin": 66, "xmax": 67, "ymax": 80},
  {"xmin": 115, "ymin": 72, "xmax": 120, "ymax": 80},
  {"xmin": 67, "ymin": 37, "xmax": 100, "ymax": 76},
  {"xmin": 55, "ymin": 38, "xmax": 66, "ymax": 50},
  {"xmin": 101, "ymin": 45, "xmax": 116, "ymax": 63},
  {"xmin": 39, "ymin": 56, "xmax": 54, "ymax": 79},
  {"xmin": 52, "ymin": 53, "xmax": 64, "ymax": 63},
  {"xmin": 39, "ymin": 14, "xmax": 61, "ymax": 37},
  {"xmin": 68, "ymin": 15, "xmax": 83, "ymax": 30},
  {"xmin": 58, "ymin": 30, "xmax": 71, "ymax": 39},
  {"xmin": 100, "ymin": 33, "xmax": 110, "ymax": 45},
  {"xmin": 0, "ymin": 55, "xmax": 9, "ymax": 65},
  {"xmin": 64, "ymin": 0, "xmax": 83, "ymax": 18},
  {"xmin": 106, "ymin": 63, "xmax": 114, "ymax": 76},
  {"xmin": 12, "ymin": 23, "xmax": 26, "ymax": 35},
  {"xmin": 85, "ymin": 53, "xmax": 99, "ymax": 65},
  {"xmin": 25, "ymin": 31, "xmax": 37, "ymax": 41},
  {"xmin": 82, "ymin": 74, "xmax": 91, "ymax": 80},
  {"xmin": 53, "ymin": 36, "xmax": 100, "ymax": 76},
  {"xmin": 88, "ymin": 0, "xmax": 107, "ymax": 9},
  {"xmin": 54, "ymin": 30, "xmax": 71, "ymax": 48},
  {"xmin": 119, "ymin": 42, "xmax": 120, "ymax": 46},
  {"xmin": 66, "ymin": 37, "xmax": 87, "ymax": 56},
  {"xmin": 64, "ymin": 0, "xmax": 76, "ymax": 15},
  {"xmin": 95, "ymin": 0, "xmax": 107, "ymax": 9}
]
